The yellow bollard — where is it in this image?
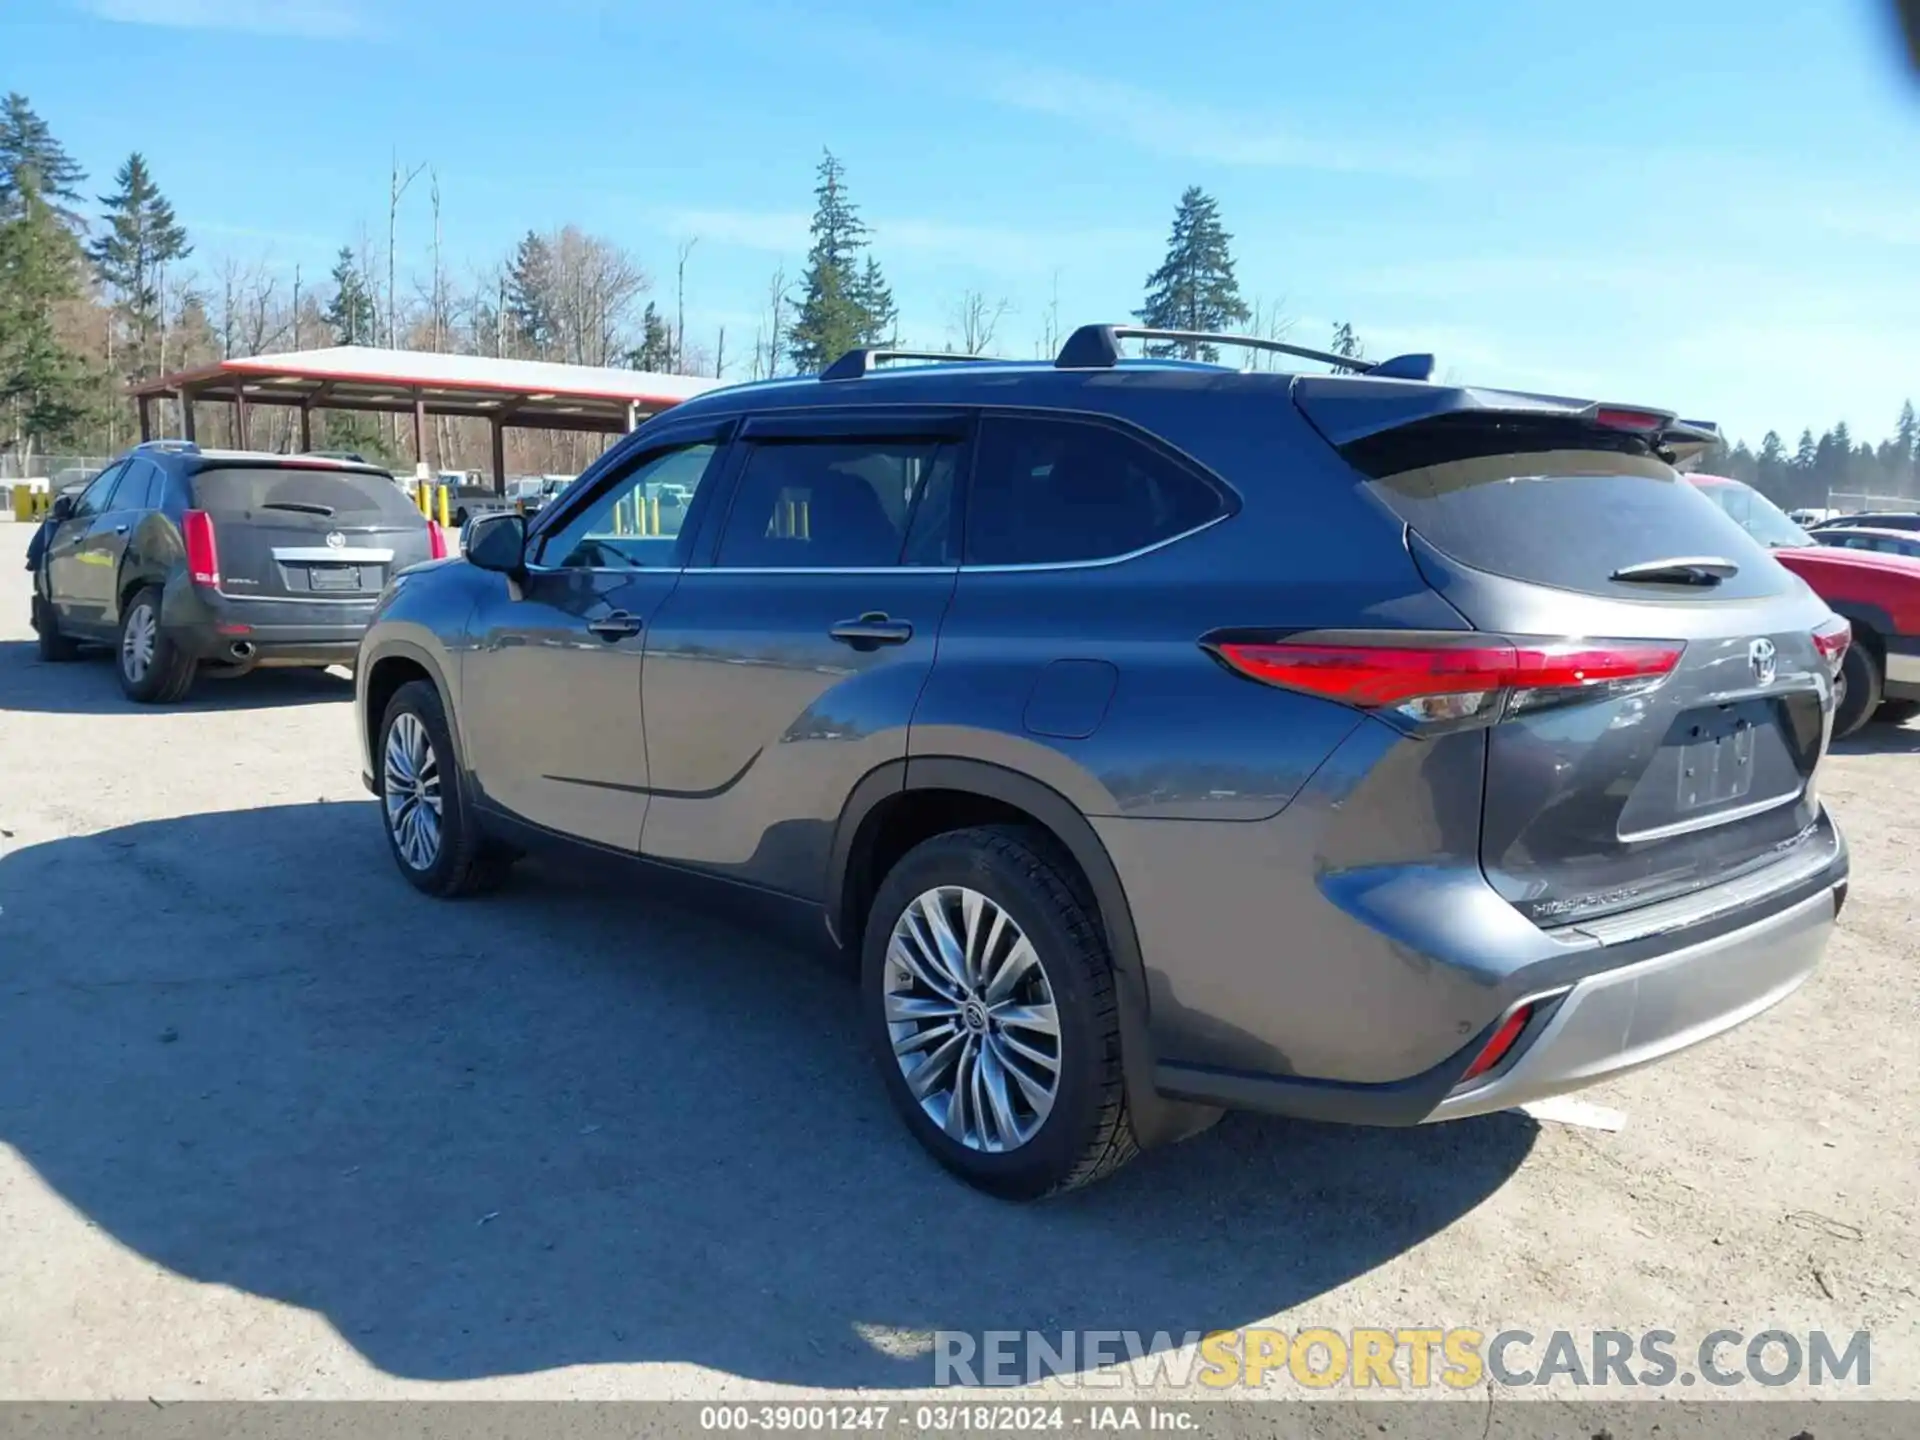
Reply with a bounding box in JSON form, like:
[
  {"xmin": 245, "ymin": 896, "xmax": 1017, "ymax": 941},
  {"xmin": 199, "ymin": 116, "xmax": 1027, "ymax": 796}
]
[
  {"xmin": 437, "ymin": 485, "xmax": 450, "ymax": 529},
  {"xmin": 416, "ymin": 484, "xmax": 430, "ymax": 519},
  {"xmin": 650, "ymin": 495, "xmax": 661, "ymax": 536},
  {"xmin": 9, "ymin": 488, "xmax": 25, "ymax": 523},
  {"xmin": 798, "ymin": 498, "xmax": 809, "ymax": 539}
]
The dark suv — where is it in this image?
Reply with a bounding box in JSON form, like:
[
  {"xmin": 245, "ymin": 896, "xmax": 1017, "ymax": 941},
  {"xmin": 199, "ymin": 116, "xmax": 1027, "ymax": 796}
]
[
  {"xmin": 354, "ymin": 326, "xmax": 1851, "ymax": 1198},
  {"xmin": 31, "ymin": 442, "xmax": 443, "ymax": 702}
]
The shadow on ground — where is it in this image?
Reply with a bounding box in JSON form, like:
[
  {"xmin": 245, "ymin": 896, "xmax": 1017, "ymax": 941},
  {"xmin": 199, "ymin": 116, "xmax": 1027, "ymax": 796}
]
[
  {"xmin": 0, "ymin": 639, "xmax": 353, "ymax": 714},
  {"xmin": 0, "ymin": 801, "xmax": 1535, "ymax": 1387},
  {"xmin": 1833, "ymin": 715, "xmax": 1920, "ymax": 756}
]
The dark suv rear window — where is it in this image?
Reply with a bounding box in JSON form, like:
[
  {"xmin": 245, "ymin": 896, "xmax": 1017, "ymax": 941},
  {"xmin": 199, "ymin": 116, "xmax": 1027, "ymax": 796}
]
[
  {"xmin": 188, "ymin": 464, "xmax": 419, "ymax": 524},
  {"xmin": 1352, "ymin": 426, "xmax": 1791, "ymax": 600}
]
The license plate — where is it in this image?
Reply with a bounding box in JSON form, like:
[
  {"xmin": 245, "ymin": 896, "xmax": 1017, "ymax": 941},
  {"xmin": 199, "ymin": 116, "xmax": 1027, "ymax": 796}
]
[
  {"xmin": 308, "ymin": 564, "xmax": 360, "ymax": 592},
  {"xmin": 1676, "ymin": 711, "xmax": 1759, "ymax": 810}
]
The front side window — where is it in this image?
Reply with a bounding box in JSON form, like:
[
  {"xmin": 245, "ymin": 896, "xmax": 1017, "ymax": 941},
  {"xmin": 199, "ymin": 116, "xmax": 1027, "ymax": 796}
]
[
  {"xmin": 71, "ymin": 461, "xmax": 129, "ymax": 519},
  {"xmin": 964, "ymin": 415, "xmax": 1227, "ymax": 566},
  {"xmin": 714, "ymin": 439, "xmax": 955, "ymax": 568},
  {"xmin": 537, "ymin": 443, "xmax": 720, "ymax": 570}
]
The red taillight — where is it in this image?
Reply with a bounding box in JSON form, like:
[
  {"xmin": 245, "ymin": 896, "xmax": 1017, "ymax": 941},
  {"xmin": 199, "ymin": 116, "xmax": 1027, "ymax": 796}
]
[
  {"xmin": 428, "ymin": 520, "xmax": 448, "ymax": 560},
  {"xmin": 1593, "ymin": 406, "xmax": 1668, "ymax": 433},
  {"xmin": 183, "ymin": 509, "xmax": 220, "ymax": 588},
  {"xmin": 1812, "ymin": 615, "xmax": 1851, "ymax": 677},
  {"xmin": 1209, "ymin": 633, "xmax": 1684, "ymax": 728},
  {"xmin": 1460, "ymin": 1003, "xmax": 1535, "ymax": 1082}
]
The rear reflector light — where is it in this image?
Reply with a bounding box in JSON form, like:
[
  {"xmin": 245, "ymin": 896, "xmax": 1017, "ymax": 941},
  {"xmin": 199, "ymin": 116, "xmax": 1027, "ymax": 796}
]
[
  {"xmin": 182, "ymin": 509, "xmax": 220, "ymax": 588},
  {"xmin": 1812, "ymin": 615, "xmax": 1851, "ymax": 677},
  {"xmin": 1461, "ymin": 1003, "xmax": 1535, "ymax": 1081},
  {"xmin": 1207, "ymin": 632, "xmax": 1684, "ymax": 729},
  {"xmin": 428, "ymin": 520, "xmax": 449, "ymax": 560}
]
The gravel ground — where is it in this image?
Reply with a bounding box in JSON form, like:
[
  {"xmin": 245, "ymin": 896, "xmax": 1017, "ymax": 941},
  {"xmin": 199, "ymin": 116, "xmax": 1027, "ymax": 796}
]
[{"xmin": 0, "ymin": 518, "xmax": 1914, "ymax": 1403}]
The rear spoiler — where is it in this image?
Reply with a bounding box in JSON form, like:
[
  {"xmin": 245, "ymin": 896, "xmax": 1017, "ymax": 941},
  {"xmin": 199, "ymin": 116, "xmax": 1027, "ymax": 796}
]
[{"xmin": 1292, "ymin": 375, "xmax": 1721, "ymax": 466}]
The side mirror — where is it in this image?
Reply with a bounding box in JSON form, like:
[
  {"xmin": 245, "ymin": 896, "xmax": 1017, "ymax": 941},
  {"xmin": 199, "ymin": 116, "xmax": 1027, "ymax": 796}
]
[
  {"xmin": 465, "ymin": 512, "xmax": 527, "ymax": 576},
  {"xmin": 48, "ymin": 494, "xmax": 75, "ymax": 523}
]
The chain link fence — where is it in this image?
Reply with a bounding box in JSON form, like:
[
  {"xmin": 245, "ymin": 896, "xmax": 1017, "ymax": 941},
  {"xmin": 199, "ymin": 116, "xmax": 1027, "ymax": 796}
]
[
  {"xmin": 0, "ymin": 454, "xmax": 114, "ymax": 483},
  {"xmin": 1828, "ymin": 490, "xmax": 1920, "ymax": 513}
]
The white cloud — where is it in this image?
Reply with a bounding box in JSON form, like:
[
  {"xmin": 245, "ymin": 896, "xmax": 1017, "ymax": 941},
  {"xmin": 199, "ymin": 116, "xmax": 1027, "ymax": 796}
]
[
  {"xmin": 78, "ymin": 0, "xmax": 368, "ymax": 37},
  {"xmin": 976, "ymin": 59, "xmax": 1475, "ymax": 180},
  {"xmin": 660, "ymin": 208, "xmax": 1155, "ymax": 276}
]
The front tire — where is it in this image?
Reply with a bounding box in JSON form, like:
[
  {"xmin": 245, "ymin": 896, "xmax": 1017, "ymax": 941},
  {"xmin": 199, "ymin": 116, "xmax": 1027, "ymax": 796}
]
[
  {"xmin": 117, "ymin": 586, "xmax": 196, "ymax": 703},
  {"xmin": 862, "ymin": 825, "xmax": 1138, "ymax": 1199},
  {"xmin": 376, "ymin": 679, "xmax": 514, "ymax": 898},
  {"xmin": 1834, "ymin": 642, "xmax": 1882, "ymax": 740},
  {"xmin": 32, "ymin": 592, "xmax": 81, "ymax": 662}
]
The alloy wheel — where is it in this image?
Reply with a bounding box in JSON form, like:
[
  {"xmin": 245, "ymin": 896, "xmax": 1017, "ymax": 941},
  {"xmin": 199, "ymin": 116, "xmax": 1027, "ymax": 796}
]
[
  {"xmin": 382, "ymin": 712, "xmax": 443, "ymax": 870},
  {"xmin": 121, "ymin": 603, "xmax": 156, "ymax": 683},
  {"xmin": 884, "ymin": 885, "xmax": 1062, "ymax": 1153}
]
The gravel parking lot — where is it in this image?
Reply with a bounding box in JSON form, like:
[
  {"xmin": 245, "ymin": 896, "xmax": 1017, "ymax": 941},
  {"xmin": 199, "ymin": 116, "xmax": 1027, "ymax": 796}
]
[{"xmin": 0, "ymin": 518, "xmax": 1915, "ymax": 1402}]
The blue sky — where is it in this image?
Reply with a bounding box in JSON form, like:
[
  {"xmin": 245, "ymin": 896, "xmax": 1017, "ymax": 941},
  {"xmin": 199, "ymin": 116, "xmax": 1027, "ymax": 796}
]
[{"xmin": 6, "ymin": 0, "xmax": 1918, "ymax": 445}]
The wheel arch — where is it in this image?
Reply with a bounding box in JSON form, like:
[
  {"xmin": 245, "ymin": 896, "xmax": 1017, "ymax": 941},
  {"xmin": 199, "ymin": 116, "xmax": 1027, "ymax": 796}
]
[
  {"xmin": 361, "ymin": 639, "xmax": 463, "ymax": 780},
  {"xmin": 827, "ymin": 756, "xmax": 1216, "ymax": 1151}
]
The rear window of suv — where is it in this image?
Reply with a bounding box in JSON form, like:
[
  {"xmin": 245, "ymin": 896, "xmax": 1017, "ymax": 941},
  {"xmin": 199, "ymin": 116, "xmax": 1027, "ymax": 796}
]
[
  {"xmin": 188, "ymin": 464, "xmax": 420, "ymax": 524},
  {"xmin": 1348, "ymin": 421, "xmax": 1791, "ymax": 600}
]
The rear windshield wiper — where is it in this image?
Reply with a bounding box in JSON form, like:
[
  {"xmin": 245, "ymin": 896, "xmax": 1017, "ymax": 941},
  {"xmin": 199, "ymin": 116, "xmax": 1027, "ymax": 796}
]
[
  {"xmin": 1610, "ymin": 556, "xmax": 1739, "ymax": 585},
  {"xmin": 261, "ymin": 500, "xmax": 336, "ymax": 517}
]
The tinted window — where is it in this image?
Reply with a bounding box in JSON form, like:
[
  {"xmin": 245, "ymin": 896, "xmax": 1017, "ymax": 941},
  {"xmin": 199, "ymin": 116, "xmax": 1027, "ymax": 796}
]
[
  {"xmin": 114, "ymin": 459, "xmax": 160, "ymax": 511},
  {"xmin": 716, "ymin": 439, "xmax": 954, "ymax": 568},
  {"xmin": 965, "ymin": 415, "xmax": 1225, "ymax": 566},
  {"xmin": 190, "ymin": 464, "xmax": 421, "ymax": 524},
  {"xmin": 538, "ymin": 443, "xmax": 719, "ymax": 569},
  {"xmin": 1359, "ymin": 438, "xmax": 1798, "ymax": 600},
  {"xmin": 71, "ymin": 461, "xmax": 129, "ymax": 519}
]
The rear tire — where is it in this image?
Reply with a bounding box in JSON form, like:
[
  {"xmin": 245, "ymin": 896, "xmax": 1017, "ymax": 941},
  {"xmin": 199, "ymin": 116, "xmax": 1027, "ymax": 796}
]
[
  {"xmin": 862, "ymin": 824, "xmax": 1138, "ymax": 1200},
  {"xmin": 1834, "ymin": 643, "xmax": 1883, "ymax": 740},
  {"xmin": 32, "ymin": 593, "xmax": 81, "ymax": 662},
  {"xmin": 116, "ymin": 586, "xmax": 196, "ymax": 703},
  {"xmin": 377, "ymin": 679, "xmax": 514, "ymax": 898}
]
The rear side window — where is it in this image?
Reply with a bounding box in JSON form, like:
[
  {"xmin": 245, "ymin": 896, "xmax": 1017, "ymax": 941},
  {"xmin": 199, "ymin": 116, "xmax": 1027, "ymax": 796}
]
[
  {"xmin": 1350, "ymin": 421, "xmax": 1792, "ymax": 600},
  {"xmin": 965, "ymin": 415, "xmax": 1226, "ymax": 566},
  {"xmin": 188, "ymin": 464, "xmax": 420, "ymax": 524},
  {"xmin": 716, "ymin": 439, "xmax": 955, "ymax": 568}
]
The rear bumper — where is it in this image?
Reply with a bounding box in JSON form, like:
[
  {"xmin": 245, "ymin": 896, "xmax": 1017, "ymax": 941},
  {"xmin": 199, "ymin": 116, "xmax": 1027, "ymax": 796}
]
[
  {"xmin": 1426, "ymin": 882, "xmax": 1837, "ymax": 1120},
  {"xmin": 160, "ymin": 581, "xmax": 374, "ymax": 666}
]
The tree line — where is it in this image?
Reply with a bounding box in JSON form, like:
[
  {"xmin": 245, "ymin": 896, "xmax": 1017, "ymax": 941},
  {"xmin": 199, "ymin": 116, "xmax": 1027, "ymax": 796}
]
[{"xmin": 2, "ymin": 91, "xmax": 1914, "ymax": 502}]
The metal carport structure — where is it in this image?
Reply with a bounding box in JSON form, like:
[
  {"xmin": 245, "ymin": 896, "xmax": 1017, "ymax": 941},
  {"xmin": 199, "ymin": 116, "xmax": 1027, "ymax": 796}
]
[{"xmin": 131, "ymin": 346, "xmax": 720, "ymax": 494}]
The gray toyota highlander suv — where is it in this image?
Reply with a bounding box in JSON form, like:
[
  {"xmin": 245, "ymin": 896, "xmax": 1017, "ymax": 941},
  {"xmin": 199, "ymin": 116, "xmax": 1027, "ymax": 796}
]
[{"xmin": 354, "ymin": 325, "xmax": 1852, "ymax": 1198}]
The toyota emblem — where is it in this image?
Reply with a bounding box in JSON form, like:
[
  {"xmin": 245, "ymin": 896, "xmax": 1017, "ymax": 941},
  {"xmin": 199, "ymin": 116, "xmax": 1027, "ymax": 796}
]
[
  {"xmin": 325, "ymin": 531, "xmax": 346, "ymax": 550},
  {"xmin": 1749, "ymin": 637, "xmax": 1777, "ymax": 686}
]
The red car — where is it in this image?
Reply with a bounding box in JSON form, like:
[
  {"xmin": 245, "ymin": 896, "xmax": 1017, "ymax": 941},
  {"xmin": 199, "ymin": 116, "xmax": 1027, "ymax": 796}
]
[{"xmin": 1692, "ymin": 474, "xmax": 1920, "ymax": 736}]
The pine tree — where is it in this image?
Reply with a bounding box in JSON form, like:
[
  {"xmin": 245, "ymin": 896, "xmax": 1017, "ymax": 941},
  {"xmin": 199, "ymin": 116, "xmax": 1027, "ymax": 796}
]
[
  {"xmin": 788, "ymin": 151, "xmax": 878, "ymax": 373},
  {"xmin": 323, "ymin": 246, "xmax": 376, "ymax": 345},
  {"xmin": 628, "ymin": 301, "xmax": 674, "ymax": 370},
  {"xmin": 505, "ymin": 231, "xmax": 557, "ymax": 355},
  {"xmin": 1755, "ymin": 430, "xmax": 1789, "ymax": 500},
  {"xmin": 88, "ymin": 153, "xmax": 191, "ymax": 381},
  {"xmin": 0, "ymin": 93, "xmax": 86, "ymax": 227},
  {"xmin": 0, "ymin": 171, "xmax": 98, "ymax": 457},
  {"xmin": 853, "ymin": 255, "xmax": 897, "ymax": 346},
  {"xmin": 1794, "ymin": 429, "xmax": 1818, "ymax": 472},
  {"xmin": 1897, "ymin": 400, "xmax": 1917, "ymax": 484},
  {"xmin": 1331, "ymin": 322, "xmax": 1366, "ymax": 369},
  {"xmin": 1136, "ymin": 186, "xmax": 1249, "ymax": 360}
]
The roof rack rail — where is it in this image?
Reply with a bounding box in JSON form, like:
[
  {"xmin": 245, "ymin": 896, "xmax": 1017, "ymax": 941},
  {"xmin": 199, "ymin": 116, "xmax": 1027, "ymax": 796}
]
[
  {"xmin": 1054, "ymin": 324, "xmax": 1435, "ymax": 382},
  {"xmin": 135, "ymin": 438, "xmax": 200, "ymax": 453},
  {"xmin": 820, "ymin": 348, "xmax": 1003, "ymax": 382}
]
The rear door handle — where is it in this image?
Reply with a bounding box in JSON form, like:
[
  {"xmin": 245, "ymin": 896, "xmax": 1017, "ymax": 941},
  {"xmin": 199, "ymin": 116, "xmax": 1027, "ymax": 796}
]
[
  {"xmin": 829, "ymin": 613, "xmax": 914, "ymax": 648},
  {"xmin": 586, "ymin": 611, "xmax": 642, "ymax": 641}
]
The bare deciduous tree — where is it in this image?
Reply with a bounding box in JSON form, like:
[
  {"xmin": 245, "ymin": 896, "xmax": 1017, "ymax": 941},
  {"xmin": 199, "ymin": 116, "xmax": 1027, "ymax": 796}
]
[{"xmin": 950, "ymin": 289, "xmax": 1012, "ymax": 356}]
